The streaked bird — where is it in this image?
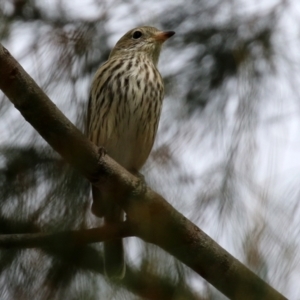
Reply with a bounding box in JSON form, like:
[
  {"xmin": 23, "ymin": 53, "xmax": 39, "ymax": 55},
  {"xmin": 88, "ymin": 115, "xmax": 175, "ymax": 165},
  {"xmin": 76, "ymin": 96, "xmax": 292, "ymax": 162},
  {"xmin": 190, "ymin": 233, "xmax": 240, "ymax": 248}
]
[{"xmin": 87, "ymin": 26, "xmax": 175, "ymax": 278}]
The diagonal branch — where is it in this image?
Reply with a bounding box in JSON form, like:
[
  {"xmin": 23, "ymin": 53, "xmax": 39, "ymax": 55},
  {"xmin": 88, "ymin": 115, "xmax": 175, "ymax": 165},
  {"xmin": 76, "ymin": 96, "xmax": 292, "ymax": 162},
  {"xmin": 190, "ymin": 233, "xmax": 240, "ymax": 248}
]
[{"xmin": 0, "ymin": 44, "xmax": 287, "ymax": 300}]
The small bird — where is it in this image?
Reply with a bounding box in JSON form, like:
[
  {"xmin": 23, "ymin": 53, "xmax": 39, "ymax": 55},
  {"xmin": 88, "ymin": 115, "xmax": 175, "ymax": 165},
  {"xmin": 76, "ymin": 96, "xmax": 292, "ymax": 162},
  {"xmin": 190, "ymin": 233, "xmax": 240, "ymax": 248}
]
[{"xmin": 87, "ymin": 26, "xmax": 175, "ymax": 278}]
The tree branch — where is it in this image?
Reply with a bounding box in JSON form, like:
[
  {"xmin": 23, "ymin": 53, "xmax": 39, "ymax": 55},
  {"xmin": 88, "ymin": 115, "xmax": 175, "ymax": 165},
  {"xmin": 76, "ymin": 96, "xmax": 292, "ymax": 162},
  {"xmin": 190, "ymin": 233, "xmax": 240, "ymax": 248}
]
[
  {"xmin": 0, "ymin": 223, "xmax": 133, "ymax": 249},
  {"xmin": 0, "ymin": 43, "xmax": 287, "ymax": 300}
]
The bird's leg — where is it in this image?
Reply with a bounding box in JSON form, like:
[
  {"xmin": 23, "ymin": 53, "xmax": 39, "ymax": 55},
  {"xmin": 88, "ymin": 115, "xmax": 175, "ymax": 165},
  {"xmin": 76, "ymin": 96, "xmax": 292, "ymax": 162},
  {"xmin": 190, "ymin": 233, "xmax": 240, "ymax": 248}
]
[
  {"xmin": 132, "ymin": 169, "xmax": 145, "ymax": 182},
  {"xmin": 131, "ymin": 169, "xmax": 146, "ymax": 184},
  {"xmin": 130, "ymin": 169, "xmax": 148, "ymax": 197},
  {"xmin": 97, "ymin": 146, "xmax": 107, "ymax": 158}
]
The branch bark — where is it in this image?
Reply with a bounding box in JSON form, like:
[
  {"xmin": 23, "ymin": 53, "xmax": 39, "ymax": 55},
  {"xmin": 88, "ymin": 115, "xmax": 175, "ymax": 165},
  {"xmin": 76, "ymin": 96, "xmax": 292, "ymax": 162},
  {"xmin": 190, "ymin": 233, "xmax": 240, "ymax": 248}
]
[{"xmin": 0, "ymin": 43, "xmax": 287, "ymax": 300}]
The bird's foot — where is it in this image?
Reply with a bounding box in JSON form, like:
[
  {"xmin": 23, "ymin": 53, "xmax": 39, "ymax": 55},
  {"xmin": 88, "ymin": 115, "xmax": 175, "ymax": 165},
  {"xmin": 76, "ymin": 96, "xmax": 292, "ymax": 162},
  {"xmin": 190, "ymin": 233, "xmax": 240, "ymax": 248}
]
[
  {"xmin": 98, "ymin": 146, "xmax": 107, "ymax": 158},
  {"xmin": 131, "ymin": 170, "xmax": 147, "ymax": 197}
]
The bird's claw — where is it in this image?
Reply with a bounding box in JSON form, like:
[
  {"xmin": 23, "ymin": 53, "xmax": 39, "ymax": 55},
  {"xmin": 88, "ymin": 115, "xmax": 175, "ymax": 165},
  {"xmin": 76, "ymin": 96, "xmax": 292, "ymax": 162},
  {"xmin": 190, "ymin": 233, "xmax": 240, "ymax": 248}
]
[
  {"xmin": 132, "ymin": 170, "xmax": 147, "ymax": 196},
  {"xmin": 98, "ymin": 146, "xmax": 107, "ymax": 157}
]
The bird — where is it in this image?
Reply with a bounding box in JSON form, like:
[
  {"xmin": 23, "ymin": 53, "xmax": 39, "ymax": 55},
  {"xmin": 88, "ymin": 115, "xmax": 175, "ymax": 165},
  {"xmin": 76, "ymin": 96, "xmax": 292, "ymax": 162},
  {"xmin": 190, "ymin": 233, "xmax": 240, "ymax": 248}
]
[{"xmin": 87, "ymin": 26, "xmax": 175, "ymax": 279}]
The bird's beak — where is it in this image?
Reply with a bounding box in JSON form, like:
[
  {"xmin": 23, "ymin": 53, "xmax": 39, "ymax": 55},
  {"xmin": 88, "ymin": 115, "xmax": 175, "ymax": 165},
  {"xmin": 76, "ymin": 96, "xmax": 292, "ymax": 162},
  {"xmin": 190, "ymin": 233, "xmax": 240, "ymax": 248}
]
[{"xmin": 153, "ymin": 31, "xmax": 175, "ymax": 43}]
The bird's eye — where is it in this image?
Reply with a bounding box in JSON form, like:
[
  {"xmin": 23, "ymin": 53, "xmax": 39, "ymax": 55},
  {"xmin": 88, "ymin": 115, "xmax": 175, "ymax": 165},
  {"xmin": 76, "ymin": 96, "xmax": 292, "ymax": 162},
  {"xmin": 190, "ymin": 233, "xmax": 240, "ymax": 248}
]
[{"xmin": 132, "ymin": 31, "xmax": 142, "ymax": 39}]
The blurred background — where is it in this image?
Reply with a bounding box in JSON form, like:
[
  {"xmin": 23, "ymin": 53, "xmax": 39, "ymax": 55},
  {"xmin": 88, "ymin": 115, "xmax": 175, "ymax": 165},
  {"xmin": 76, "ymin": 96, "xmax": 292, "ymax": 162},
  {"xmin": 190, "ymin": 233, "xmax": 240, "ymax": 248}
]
[{"xmin": 0, "ymin": 0, "xmax": 299, "ymax": 299}]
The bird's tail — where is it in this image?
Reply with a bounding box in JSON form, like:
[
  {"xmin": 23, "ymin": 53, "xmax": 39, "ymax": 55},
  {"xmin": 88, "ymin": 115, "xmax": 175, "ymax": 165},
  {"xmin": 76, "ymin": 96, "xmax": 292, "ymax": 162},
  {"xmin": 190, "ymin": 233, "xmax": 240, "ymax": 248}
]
[{"xmin": 92, "ymin": 186, "xmax": 125, "ymax": 279}]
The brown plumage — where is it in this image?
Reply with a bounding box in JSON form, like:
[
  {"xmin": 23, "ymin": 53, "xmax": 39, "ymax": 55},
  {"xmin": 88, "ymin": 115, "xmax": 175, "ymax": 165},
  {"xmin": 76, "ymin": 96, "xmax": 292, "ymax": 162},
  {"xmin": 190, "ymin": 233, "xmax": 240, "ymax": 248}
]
[{"xmin": 87, "ymin": 26, "xmax": 175, "ymax": 278}]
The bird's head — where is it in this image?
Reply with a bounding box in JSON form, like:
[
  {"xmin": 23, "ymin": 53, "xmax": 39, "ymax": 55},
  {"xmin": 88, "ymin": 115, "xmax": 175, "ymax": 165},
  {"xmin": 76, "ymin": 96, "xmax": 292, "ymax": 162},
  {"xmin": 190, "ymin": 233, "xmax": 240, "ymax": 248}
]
[{"xmin": 109, "ymin": 26, "xmax": 175, "ymax": 65}]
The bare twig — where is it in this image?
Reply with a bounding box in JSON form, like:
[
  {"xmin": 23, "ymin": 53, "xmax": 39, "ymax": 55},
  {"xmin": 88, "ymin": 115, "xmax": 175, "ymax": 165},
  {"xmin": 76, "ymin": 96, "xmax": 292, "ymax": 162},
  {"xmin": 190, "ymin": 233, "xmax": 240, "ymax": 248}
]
[{"xmin": 0, "ymin": 223, "xmax": 133, "ymax": 249}]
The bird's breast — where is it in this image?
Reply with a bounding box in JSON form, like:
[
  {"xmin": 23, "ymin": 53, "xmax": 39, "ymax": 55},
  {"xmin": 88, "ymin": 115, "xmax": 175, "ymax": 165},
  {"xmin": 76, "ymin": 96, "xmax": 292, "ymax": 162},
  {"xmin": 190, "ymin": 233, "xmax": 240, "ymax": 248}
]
[{"xmin": 89, "ymin": 56, "xmax": 164, "ymax": 171}]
